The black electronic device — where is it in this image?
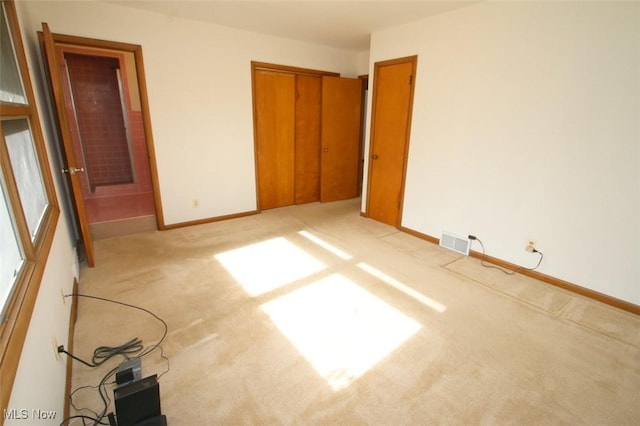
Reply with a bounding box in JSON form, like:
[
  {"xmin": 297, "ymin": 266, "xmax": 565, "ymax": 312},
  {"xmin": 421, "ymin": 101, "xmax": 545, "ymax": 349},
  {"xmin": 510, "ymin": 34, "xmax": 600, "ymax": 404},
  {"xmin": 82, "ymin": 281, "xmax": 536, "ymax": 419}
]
[
  {"xmin": 116, "ymin": 358, "xmax": 142, "ymax": 385},
  {"xmin": 114, "ymin": 374, "xmax": 162, "ymax": 426},
  {"xmin": 135, "ymin": 415, "xmax": 167, "ymax": 426}
]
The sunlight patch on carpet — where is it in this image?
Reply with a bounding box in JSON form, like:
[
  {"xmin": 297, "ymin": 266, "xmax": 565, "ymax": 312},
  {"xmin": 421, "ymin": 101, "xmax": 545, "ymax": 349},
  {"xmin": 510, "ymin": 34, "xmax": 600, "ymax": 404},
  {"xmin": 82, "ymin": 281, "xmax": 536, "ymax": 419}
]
[
  {"xmin": 298, "ymin": 230, "xmax": 353, "ymax": 260},
  {"xmin": 358, "ymin": 262, "xmax": 447, "ymax": 313},
  {"xmin": 215, "ymin": 237, "xmax": 326, "ymax": 297},
  {"xmin": 260, "ymin": 274, "xmax": 422, "ymax": 390}
]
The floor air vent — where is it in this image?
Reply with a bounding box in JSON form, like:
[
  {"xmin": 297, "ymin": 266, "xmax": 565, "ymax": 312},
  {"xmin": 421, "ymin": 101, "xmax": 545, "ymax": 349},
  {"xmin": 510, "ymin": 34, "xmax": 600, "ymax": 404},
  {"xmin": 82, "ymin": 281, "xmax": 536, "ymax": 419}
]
[{"xmin": 440, "ymin": 232, "xmax": 470, "ymax": 255}]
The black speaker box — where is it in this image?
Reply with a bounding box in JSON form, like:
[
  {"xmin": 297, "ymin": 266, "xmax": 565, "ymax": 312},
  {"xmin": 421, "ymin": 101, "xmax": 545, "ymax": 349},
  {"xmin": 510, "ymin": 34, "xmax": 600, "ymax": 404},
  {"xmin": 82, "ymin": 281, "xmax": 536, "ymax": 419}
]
[
  {"xmin": 135, "ymin": 415, "xmax": 167, "ymax": 426},
  {"xmin": 114, "ymin": 374, "xmax": 161, "ymax": 426}
]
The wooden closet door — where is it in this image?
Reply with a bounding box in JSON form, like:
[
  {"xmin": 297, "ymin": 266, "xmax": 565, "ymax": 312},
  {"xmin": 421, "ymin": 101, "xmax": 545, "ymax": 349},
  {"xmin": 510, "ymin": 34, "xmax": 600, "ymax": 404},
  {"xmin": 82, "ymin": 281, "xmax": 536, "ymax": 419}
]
[
  {"xmin": 294, "ymin": 75, "xmax": 322, "ymax": 204},
  {"xmin": 320, "ymin": 76, "xmax": 363, "ymax": 202},
  {"xmin": 254, "ymin": 70, "xmax": 295, "ymax": 209}
]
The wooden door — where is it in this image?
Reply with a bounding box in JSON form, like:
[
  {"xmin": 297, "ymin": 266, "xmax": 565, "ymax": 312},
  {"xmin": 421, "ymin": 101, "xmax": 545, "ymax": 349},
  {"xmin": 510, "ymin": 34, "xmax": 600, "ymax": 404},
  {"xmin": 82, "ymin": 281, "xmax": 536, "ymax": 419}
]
[
  {"xmin": 320, "ymin": 76, "xmax": 363, "ymax": 202},
  {"xmin": 254, "ymin": 70, "xmax": 296, "ymax": 209},
  {"xmin": 41, "ymin": 22, "xmax": 95, "ymax": 266},
  {"xmin": 294, "ymin": 75, "xmax": 321, "ymax": 204},
  {"xmin": 367, "ymin": 57, "xmax": 417, "ymax": 226}
]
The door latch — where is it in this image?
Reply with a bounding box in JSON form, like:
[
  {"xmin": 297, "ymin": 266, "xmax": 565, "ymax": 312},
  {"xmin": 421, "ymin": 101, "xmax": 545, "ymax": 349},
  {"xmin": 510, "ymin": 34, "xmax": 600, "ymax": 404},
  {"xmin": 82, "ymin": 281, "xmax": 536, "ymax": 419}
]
[{"xmin": 62, "ymin": 166, "xmax": 85, "ymax": 176}]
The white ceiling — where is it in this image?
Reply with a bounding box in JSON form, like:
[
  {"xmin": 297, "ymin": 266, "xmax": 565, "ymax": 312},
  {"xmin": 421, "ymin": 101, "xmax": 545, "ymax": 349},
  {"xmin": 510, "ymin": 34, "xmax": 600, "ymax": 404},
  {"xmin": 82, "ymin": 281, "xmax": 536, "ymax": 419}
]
[{"xmin": 107, "ymin": 1, "xmax": 478, "ymax": 51}]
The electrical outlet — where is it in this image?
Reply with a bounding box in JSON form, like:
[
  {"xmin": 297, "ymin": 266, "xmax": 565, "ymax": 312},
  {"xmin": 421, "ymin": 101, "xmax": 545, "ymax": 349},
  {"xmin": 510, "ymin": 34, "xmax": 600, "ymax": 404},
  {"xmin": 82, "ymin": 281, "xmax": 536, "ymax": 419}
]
[
  {"xmin": 192, "ymin": 199, "xmax": 199, "ymax": 208},
  {"xmin": 526, "ymin": 240, "xmax": 536, "ymax": 252},
  {"xmin": 52, "ymin": 336, "xmax": 61, "ymax": 361}
]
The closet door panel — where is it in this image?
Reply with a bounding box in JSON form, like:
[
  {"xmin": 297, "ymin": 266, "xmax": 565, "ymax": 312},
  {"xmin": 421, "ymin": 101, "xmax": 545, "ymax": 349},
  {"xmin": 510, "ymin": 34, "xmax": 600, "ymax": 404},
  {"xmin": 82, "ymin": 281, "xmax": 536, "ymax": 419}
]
[
  {"xmin": 320, "ymin": 76, "xmax": 363, "ymax": 202},
  {"xmin": 255, "ymin": 70, "xmax": 295, "ymax": 209},
  {"xmin": 294, "ymin": 75, "xmax": 321, "ymax": 204}
]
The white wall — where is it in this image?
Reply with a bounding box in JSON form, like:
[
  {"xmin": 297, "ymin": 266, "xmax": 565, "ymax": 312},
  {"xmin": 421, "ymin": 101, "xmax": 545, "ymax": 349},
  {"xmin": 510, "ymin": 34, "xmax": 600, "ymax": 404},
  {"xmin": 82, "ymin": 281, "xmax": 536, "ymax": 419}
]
[
  {"xmin": 355, "ymin": 49, "xmax": 370, "ymax": 76},
  {"xmin": 6, "ymin": 229, "xmax": 77, "ymax": 426},
  {"xmin": 366, "ymin": 2, "xmax": 640, "ymax": 304},
  {"xmin": 18, "ymin": 0, "xmax": 363, "ymax": 226}
]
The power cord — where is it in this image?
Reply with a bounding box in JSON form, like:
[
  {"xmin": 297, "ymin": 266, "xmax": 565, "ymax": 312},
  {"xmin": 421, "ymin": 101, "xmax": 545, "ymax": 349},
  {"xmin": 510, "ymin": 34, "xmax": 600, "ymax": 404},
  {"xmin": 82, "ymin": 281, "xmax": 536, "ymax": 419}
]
[
  {"xmin": 59, "ymin": 294, "xmax": 168, "ymax": 359},
  {"xmin": 468, "ymin": 235, "xmax": 543, "ymax": 275},
  {"xmin": 65, "ymin": 365, "xmax": 117, "ymax": 426},
  {"xmin": 58, "ymin": 338, "xmax": 143, "ymax": 368},
  {"xmin": 58, "ymin": 294, "xmax": 170, "ymax": 426},
  {"xmin": 59, "ymin": 414, "xmax": 109, "ymax": 426}
]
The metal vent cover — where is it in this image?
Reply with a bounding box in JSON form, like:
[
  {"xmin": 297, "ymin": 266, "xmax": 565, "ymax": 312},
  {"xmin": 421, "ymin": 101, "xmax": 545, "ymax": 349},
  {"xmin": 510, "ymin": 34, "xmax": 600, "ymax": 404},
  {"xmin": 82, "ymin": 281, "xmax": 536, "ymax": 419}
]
[{"xmin": 440, "ymin": 232, "xmax": 470, "ymax": 255}]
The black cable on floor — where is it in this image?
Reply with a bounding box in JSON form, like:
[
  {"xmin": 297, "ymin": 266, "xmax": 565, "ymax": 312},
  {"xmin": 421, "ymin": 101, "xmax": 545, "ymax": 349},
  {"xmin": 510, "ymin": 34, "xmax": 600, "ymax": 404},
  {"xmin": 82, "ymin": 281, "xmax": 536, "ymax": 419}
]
[
  {"xmin": 59, "ymin": 294, "xmax": 170, "ymax": 426},
  {"xmin": 59, "ymin": 338, "xmax": 143, "ymax": 368},
  {"xmin": 59, "ymin": 414, "xmax": 109, "ymax": 426},
  {"xmin": 469, "ymin": 236, "xmax": 544, "ymax": 276},
  {"xmin": 63, "ymin": 293, "xmax": 168, "ymax": 360}
]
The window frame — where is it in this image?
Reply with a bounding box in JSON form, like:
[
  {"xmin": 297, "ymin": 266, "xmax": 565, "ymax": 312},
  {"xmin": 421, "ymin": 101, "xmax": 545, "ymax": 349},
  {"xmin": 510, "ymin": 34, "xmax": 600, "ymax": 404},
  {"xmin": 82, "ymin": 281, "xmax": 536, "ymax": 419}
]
[{"xmin": 0, "ymin": 0, "xmax": 60, "ymax": 412}]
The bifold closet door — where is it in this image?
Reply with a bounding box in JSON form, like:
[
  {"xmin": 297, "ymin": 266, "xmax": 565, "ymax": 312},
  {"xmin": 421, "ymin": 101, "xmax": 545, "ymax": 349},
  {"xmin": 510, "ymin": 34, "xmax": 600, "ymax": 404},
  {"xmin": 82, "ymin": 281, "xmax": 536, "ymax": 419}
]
[
  {"xmin": 320, "ymin": 76, "xmax": 363, "ymax": 202},
  {"xmin": 294, "ymin": 75, "xmax": 322, "ymax": 204},
  {"xmin": 254, "ymin": 70, "xmax": 295, "ymax": 210}
]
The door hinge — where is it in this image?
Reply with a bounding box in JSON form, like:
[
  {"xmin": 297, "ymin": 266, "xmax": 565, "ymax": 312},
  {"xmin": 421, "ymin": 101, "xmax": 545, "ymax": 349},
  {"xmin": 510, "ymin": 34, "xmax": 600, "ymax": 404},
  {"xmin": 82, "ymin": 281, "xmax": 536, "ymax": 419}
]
[{"xmin": 409, "ymin": 75, "xmax": 413, "ymax": 85}]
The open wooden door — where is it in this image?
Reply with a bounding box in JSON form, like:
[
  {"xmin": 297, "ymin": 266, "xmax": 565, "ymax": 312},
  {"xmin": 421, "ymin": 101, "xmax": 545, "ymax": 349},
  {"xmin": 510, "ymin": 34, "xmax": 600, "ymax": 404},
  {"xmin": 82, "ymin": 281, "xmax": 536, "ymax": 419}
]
[
  {"xmin": 41, "ymin": 23, "xmax": 95, "ymax": 266},
  {"xmin": 320, "ymin": 76, "xmax": 363, "ymax": 202},
  {"xmin": 366, "ymin": 56, "xmax": 417, "ymax": 227}
]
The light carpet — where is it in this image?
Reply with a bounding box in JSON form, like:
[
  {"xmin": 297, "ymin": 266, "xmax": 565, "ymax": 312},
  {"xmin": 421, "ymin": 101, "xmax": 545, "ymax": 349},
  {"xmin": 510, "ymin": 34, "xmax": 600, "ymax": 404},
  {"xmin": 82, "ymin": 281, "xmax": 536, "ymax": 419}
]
[{"xmin": 70, "ymin": 198, "xmax": 640, "ymax": 425}]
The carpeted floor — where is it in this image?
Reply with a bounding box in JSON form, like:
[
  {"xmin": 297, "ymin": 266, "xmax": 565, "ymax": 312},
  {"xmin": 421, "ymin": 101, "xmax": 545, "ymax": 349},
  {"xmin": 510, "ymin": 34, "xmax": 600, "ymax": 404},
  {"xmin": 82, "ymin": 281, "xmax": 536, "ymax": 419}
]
[{"xmin": 70, "ymin": 198, "xmax": 640, "ymax": 425}]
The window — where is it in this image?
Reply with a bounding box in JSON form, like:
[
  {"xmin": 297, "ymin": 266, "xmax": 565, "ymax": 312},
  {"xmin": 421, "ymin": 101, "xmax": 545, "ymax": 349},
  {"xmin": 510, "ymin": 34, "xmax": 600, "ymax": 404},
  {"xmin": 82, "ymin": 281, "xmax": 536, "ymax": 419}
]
[
  {"xmin": 2, "ymin": 119, "xmax": 49, "ymax": 239},
  {"xmin": 0, "ymin": 175, "xmax": 24, "ymax": 314},
  {"xmin": 0, "ymin": 1, "xmax": 26, "ymax": 106},
  {"xmin": 0, "ymin": 0, "xmax": 59, "ymax": 412}
]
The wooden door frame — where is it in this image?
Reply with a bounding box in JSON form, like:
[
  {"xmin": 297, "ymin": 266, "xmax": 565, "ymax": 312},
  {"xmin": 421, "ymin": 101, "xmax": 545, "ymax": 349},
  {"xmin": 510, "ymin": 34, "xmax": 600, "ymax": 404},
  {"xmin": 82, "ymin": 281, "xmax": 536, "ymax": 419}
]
[
  {"xmin": 250, "ymin": 61, "xmax": 338, "ymax": 211},
  {"xmin": 39, "ymin": 31, "xmax": 165, "ymax": 233},
  {"xmin": 364, "ymin": 55, "xmax": 418, "ymax": 227},
  {"xmin": 358, "ymin": 74, "xmax": 368, "ymax": 196}
]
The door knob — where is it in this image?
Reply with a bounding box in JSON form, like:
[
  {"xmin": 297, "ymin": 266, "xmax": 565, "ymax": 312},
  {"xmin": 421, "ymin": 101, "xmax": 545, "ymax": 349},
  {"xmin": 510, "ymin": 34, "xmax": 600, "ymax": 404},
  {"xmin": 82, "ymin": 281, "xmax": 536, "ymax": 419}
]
[
  {"xmin": 323, "ymin": 147, "xmax": 329, "ymax": 152},
  {"xmin": 372, "ymin": 154, "xmax": 379, "ymax": 160},
  {"xmin": 62, "ymin": 166, "xmax": 85, "ymax": 176}
]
